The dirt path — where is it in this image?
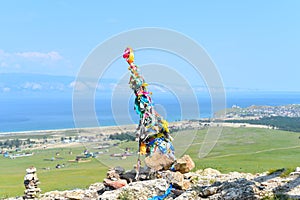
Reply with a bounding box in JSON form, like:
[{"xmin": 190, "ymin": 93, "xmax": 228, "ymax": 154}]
[{"xmin": 206, "ymin": 145, "xmax": 300, "ymax": 159}]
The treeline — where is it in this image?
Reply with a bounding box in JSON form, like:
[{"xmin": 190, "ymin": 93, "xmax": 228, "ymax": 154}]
[
  {"xmin": 226, "ymin": 116, "xmax": 300, "ymax": 132},
  {"xmin": 109, "ymin": 132, "xmax": 135, "ymax": 141},
  {"xmin": 0, "ymin": 138, "xmax": 34, "ymax": 149}
]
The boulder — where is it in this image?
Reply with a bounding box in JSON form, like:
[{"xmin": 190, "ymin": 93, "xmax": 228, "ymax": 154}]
[
  {"xmin": 200, "ymin": 168, "xmax": 221, "ymax": 176},
  {"xmin": 26, "ymin": 167, "xmax": 36, "ymax": 174},
  {"xmin": 89, "ymin": 182, "xmax": 106, "ymax": 195},
  {"xmin": 120, "ymin": 170, "xmax": 136, "ymax": 183},
  {"xmin": 114, "ymin": 166, "xmax": 125, "ymax": 175},
  {"xmin": 144, "ymin": 151, "xmax": 174, "ymax": 171},
  {"xmin": 99, "ymin": 179, "xmax": 170, "ymax": 200},
  {"xmin": 106, "ymin": 169, "xmax": 120, "ymax": 180},
  {"xmin": 120, "ymin": 166, "xmax": 152, "ymax": 182},
  {"xmin": 174, "ymin": 190, "xmax": 200, "ymax": 200},
  {"xmin": 160, "ymin": 170, "xmax": 190, "ymax": 190},
  {"xmin": 103, "ymin": 178, "xmax": 127, "ymax": 189},
  {"xmin": 65, "ymin": 190, "xmax": 84, "ymax": 200},
  {"xmin": 174, "ymin": 155, "xmax": 195, "ymax": 173}
]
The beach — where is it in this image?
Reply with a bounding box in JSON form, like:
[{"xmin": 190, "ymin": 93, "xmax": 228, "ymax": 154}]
[{"xmin": 0, "ymin": 119, "xmax": 275, "ymax": 152}]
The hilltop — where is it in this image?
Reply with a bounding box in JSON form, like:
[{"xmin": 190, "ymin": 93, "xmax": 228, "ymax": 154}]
[
  {"xmin": 6, "ymin": 166, "xmax": 300, "ymax": 200},
  {"xmin": 1, "ymin": 126, "xmax": 300, "ymax": 198}
]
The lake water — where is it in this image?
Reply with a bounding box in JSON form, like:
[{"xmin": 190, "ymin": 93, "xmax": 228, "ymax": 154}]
[{"xmin": 1, "ymin": 92, "xmax": 300, "ymax": 133}]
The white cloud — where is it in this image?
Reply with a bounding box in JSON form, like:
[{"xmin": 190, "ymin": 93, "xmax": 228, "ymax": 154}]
[
  {"xmin": 0, "ymin": 49, "xmax": 9, "ymax": 57},
  {"xmin": 2, "ymin": 87, "xmax": 11, "ymax": 92},
  {"xmin": 0, "ymin": 49, "xmax": 73, "ymax": 75},
  {"xmin": 22, "ymin": 82, "xmax": 42, "ymax": 90},
  {"xmin": 69, "ymin": 81, "xmax": 76, "ymax": 88},
  {"xmin": 1, "ymin": 62, "xmax": 8, "ymax": 67},
  {"xmin": 97, "ymin": 84, "xmax": 105, "ymax": 90},
  {"xmin": 16, "ymin": 51, "xmax": 63, "ymax": 61},
  {"xmin": 69, "ymin": 81, "xmax": 88, "ymax": 91},
  {"xmin": 49, "ymin": 83, "xmax": 65, "ymax": 91},
  {"xmin": 0, "ymin": 49, "xmax": 10, "ymax": 63}
]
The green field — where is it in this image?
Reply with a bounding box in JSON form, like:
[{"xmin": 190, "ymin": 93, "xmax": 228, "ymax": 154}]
[
  {"xmin": 188, "ymin": 127, "xmax": 300, "ymax": 173},
  {"xmin": 1, "ymin": 127, "xmax": 300, "ymax": 198},
  {"xmin": 0, "ymin": 145, "xmax": 108, "ymax": 198}
]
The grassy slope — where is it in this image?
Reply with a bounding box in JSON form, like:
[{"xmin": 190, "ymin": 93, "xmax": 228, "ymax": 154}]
[
  {"xmin": 0, "ymin": 145, "xmax": 107, "ymax": 198},
  {"xmin": 187, "ymin": 127, "xmax": 300, "ymax": 173},
  {"xmin": 1, "ymin": 127, "xmax": 300, "ymax": 197}
]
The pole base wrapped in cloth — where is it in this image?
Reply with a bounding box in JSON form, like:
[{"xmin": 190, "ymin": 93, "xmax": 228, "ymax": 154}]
[{"xmin": 123, "ymin": 47, "xmax": 175, "ymax": 171}]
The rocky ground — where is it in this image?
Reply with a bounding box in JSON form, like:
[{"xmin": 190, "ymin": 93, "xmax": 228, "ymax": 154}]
[{"xmin": 6, "ymin": 156, "xmax": 300, "ymax": 200}]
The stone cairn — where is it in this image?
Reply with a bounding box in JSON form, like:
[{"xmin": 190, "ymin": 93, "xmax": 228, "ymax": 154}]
[
  {"xmin": 23, "ymin": 166, "xmax": 41, "ymax": 200},
  {"xmin": 103, "ymin": 154, "xmax": 195, "ymax": 191}
]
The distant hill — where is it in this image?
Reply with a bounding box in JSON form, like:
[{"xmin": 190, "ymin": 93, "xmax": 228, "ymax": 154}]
[{"xmin": 0, "ymin": 73, "xmax": 118, "ymax": 98}]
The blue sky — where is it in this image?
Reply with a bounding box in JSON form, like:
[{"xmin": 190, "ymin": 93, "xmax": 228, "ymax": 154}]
[{"xmin": 0, "ymin": 1, "xmax": 299, "ymax": 92}]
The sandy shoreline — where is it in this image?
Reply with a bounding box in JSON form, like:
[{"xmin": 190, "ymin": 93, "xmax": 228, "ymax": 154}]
[
  {"xmin": 0, "ymin": 120, "xmax": 200, "ymax": 138},
  {"xmin": 0, "ymin": 120, "xmax": 276, "ymax": 151},
  {"xmin": 0, "ymin": 119, "xmax": 274, "ymax": 138},
  {"xmin": 0, "ymin": 124, "xmax": 137, "ymax": 137}
]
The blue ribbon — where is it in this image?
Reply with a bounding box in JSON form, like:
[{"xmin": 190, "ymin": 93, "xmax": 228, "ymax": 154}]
[{"xmin": 148, "ymin": 184, "xmax": 172, "ymax": 200}]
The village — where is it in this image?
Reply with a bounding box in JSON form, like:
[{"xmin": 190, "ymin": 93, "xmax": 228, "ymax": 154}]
[
  {"xmin": 0, "ymin": 120, "xmax": 205, "ymax": 161},
  {"xmin": 225, "ymin": 104, "xmax": 300, "ymax": 119},
  {"xmin": 1, "ymin": 116, "xmax": 281, "ymax": 161}
]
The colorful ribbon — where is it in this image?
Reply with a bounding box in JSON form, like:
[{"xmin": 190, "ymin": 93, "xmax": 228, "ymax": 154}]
[
  {"xmin": 148, "ymin": 184, "xmax": 173, "ymax": 200},
  {"xmin": 123, "ymin": 47, "xmax": 175, "ymax": 160}
]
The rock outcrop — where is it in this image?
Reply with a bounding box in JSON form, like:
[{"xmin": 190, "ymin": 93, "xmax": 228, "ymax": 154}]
[
  {"xmin": 28, "ymin": 167, "xmax": 299, "ymax": 200},
  {"xmin": 5, "ymin": 157, "xmax": 300, "ymax": 200}
]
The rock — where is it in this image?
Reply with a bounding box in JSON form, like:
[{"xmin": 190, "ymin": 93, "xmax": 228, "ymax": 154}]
[
  {"xmin": 202, "ymin": 186, "xmax": 218, "ymax": 197},
  {"xmin": 26, "ymin": 167, "xmax": 36, "ymax": 174},
  {"xmin": 200, "ymin": 168, "xmax": 221, "ymax": 176},
  {"xmin": 39, "ymin": 188, "xmax": 100, "ymax": 200},
  {"xmin": 160, "ymin": 170, "xmax": 190, "ymax": 190},
  {"xmin": 99, "ymin": 179, "xmax": 170, "ymax": 200},
  {"xmin": 23, "ymin": 166, "xmax": 41, "ymax": 199},
  {"xmin": 139, "ymin": 166, "xmax": 151, "ymax": 176},
  {"xmin": 174, "ymin": 190, "xmax": 200, "ymax": 200},
  {"xmin": 46, "ymin": 168, "xmax": 299, "ymax": 200},
  {"xmin": 103, "ymin": 178, "xmax": 127, "ymax": 189},
  {"xmin": 289, "ymin": 171, "xmax": 300, "ymax": 176},
  {"xmin": 144, "ymin": 151, "xmax": 174, "ymax": 171},
  {"xmin": 120, "ymin": 169, "xmax": 136, "ymax": 183},
  {"xmin": 169, "ymin": 171, "xmax": 184, "ymax": 189},
  {"xmin": 174, "ymin": 155, "xmax": 195, "ymax": 173},
  {"xmin": 98, "ymin": 189, "xmax": 120, "ymax": 200},
  {"xmin": 24, "ymin": 174, "xmax": 34, "ymax": 181},
  {"xmin": 296, "ymin": 167, "xmax": 300, "ymax": 172},
  {"xmin": 106, "ymin": 169, "xmax": 120, "ymax": 180},
  {"xmin": 171, "ymin": 189, "xmax": 184, "ymax": 197},
  {"xmin": 119, "ymin": 166, "xmax": 152, "ymax": 182},
  {"xmin": 202, "ymin": 178, "xmax": 259, "ymax": 199},
  {"xmin": 182, "ymin": 180, "xmax": 191, "ymax": 190},
  {"xmin": 114, "ymin": 166, "xmax": 125, "ymax": 175},
  {"xmin": 8, "ymin": 159, "xmax": 300, "ymax": 200},
  {"xmin": 65, "ymin": 190, "xmax": 84, "ymax": 200},
  {"xmin": 89, "ymin": 182, "xmax": 106, "ymax": 195}
]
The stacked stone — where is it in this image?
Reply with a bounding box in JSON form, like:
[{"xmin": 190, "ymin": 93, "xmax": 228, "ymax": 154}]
[{"xmin": 23, "ymin": 167, "xmax": 41, "ymax": 200}]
